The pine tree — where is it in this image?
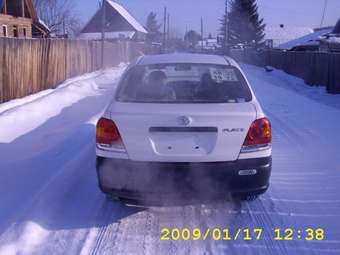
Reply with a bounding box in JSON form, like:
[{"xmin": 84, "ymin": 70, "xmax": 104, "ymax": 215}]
[
  {"xmin": 334, "ymin": 18, "xmax": 340, "ymax": 33},
  {"xmin": 184, "ymin": 30, "xmax": 202, "ymax": 48},
  {"xmin": 219, "ymin": 0, "xmax": 229, "ymax": 51},
  {"xmin": 220, "ymin": 0, "xmax": 266, "ymax": 48},
  {"xmin": 146, "ymin": 12, "xmax": 161, "ymax": 43}
]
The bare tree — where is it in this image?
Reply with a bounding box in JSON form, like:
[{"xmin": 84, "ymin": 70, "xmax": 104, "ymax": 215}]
[{"xmin": 33, "ymin": 0, "xmax": 82, "ymax": 37}]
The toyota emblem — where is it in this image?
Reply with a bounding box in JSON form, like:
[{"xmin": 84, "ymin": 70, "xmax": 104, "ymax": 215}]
[{"xmin": 177, "ymin": 116, "xmax": 192, "ymax": 126}]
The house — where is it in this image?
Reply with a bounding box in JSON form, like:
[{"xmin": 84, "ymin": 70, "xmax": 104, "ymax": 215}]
[
  {"xmin": 0, "ymin": 0, "xmax": 49, "ymax": 38},
  {"xmin": 79, "ymin": 0, "xmax": 147, "ymax": 41},
  {"xmin": 276, "ymin": 19, "xmax": 340, "ymax": 52},
  {"xmin": 319, "ymin": 19, "xmax": 340, "ymax": 53},
  {"xmin": 265, "ymin": 25, "xmax": 313, "ymax": 47},
  {"xmin": 196, "ymin": 38, "xmax": 221, "ymax": 52},
  {"xmin": 277, "ymin": 27, "xmax": 333, "ymax": 50}
]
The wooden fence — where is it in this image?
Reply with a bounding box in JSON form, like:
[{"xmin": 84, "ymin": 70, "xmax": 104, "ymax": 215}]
[
  {"xmin": 0, "ymin": 38, "xmax": 144, "ymax": 103},
  {"xmin": 230, "ymin": 49, "xmax": 340, "ymax": 94}
]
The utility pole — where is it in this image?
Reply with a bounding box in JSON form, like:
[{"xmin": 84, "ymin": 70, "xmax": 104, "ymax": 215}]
[
  {"xmin": 201, "ymin": 17, "xmax": 204, "ymax": 52},
  {"xmin": 167, "ymin": 14, "xmax": 170, "ymax": 42},
  {"xmin": 63, "ymin": 20, "xmax": 66, "ymax": 36},
  {"xmin": 320, "ymin": 0, "xmax": 328, "ymax": 27},
  {"xmin": 101, "ymin": 0, "xmax": 106, "ymax": 68},
  {"xmin": 225, "ymin": 0, "xmax": 230, "ymax": 55},
  {"xmin": 21, "ymin": 0, "xmax": 25, "ymax": 17},
  {"xmin": 163, "ymin": 7, "xmax": 167, "ymax": 53},
  {"xmin": 184, "ymin": 25, "xmax": 188, "ymax": 48},
  {"xmin": 4, "ymin": 0, "xmax": 7, "ymax": 14}
]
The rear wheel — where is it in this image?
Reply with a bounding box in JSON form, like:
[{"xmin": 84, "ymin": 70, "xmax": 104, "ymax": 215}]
[
  {"xmin": 232, "ymin": 193, "xmax": 259, "ymax": 201},
  {"xmin": 105, "ymin": 193, "xmax": 121, "ymax": 201},
  {"xmin": 98, "ymin": 185, "xmax": 122, "ymax": 201}
]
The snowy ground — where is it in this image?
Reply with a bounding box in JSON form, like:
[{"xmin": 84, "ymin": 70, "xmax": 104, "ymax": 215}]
[{"xmin": 0, "ymin": 64, "xmax": 340, "ymax": 255}]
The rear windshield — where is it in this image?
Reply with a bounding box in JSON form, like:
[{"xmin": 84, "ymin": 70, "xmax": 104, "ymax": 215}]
[{"xmin": 115, "ymin": 63, "xmax": 252, "ymax": 103}]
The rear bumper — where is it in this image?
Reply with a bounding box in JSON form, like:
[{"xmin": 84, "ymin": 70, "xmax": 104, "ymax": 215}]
[{"xmin": 96, "ymin": 156, "xmax": 272, "ymax": 201}]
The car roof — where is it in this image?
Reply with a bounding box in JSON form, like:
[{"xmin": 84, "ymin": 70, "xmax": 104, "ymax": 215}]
[{"xmin": 138, "ymin": 53, "xmax": 238, "ymax": 67}]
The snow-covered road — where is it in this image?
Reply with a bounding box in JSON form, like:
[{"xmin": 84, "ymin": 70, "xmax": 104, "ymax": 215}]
[{"xmin": 0, "ymin": 64, "xmax": 339, "ymax": 255}]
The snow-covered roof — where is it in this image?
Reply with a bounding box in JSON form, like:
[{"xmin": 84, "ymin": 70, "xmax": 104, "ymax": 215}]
[
  {"xmin": 79, "ymin": 31, "xmax": 136, "ymax": 40},
  {"xmin": 265, "ymin": 26, "xmax": 313, "ymax": 47},
  {"xmin": 278, "ymin": 27, "xmax": 333, "ymax": 50},
  {"xmin": 37, "ymin": 18, "xmax": 50, "ymax": 31},
  {"xmin": 197, "ymin": 39, "xmax": 220, "ymax": 50},
  {"xmin": 326, "ymin": 36, "xmax": 340, "ymax": 43},
  {"xmin": 106, "ymin": 0, "xmax": 147, "ymax": 34}
]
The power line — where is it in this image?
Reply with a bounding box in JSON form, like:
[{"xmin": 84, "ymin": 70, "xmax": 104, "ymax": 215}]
[
  {"xmin": 259, "ymin": 3, "xmax": 308, "ymax": 15},
  {"xmin": 320, "ymin": 0, "xmax": 328, "ymax": 27}
]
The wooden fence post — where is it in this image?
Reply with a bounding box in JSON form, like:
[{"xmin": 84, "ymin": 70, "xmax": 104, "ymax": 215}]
[{"xmin": 0, "ymin": 38, "xmax": 140, "ymax": 104}]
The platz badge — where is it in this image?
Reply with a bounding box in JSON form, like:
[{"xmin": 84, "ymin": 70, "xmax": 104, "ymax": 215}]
[{"xmin": 223, "ymin": 128, "xmax": 245, "ymax": 133}]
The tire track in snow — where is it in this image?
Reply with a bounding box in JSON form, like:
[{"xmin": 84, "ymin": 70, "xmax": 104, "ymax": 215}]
[
  {"xmin": 84, "ymin": 63, "xmax": 340, "ymax": 254},
  {"xmin": 61, "ymin": 65, "xmax": 340, "ymax": 254},
  {"xmin": 91, "ymin": 201, "xmax": 123, "ymax": 255},
  {"xmin": 0, "ymin": 66, "xmax": 127, "ymax": 254},
  {"xmin": 3, "ymin": 64, "xmax": 340, "ymax": 254},
  {"xmin": 0, "ymin": 141, "xmax": 94, "ymax": 254}
]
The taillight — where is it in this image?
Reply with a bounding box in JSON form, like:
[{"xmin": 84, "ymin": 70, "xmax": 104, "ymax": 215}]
[
  {"xmin": 96, "ymin": 118, "xmax": 125, "ymax": 152},
  {"xmin": 242, "ymin": 118, "xmax": 272, "ymax": 152}
]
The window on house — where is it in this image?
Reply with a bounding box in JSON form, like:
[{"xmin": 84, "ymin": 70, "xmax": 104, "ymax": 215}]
[
  {"xmin": 13, "ymin": 25, "xmax": 18, "ymax": 37},
  {"xmin": 23, "ymin": 28, "xmax": 27, "ymax": 37},
  {"xmin": 2, "ymin": 25, "xmax": 8, "ymax": 37}
]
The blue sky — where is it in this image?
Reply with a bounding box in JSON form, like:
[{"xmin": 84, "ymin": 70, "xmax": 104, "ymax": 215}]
[{"xmin": 76, "ymin": 0, "xmax": 340, "ymax": 36}]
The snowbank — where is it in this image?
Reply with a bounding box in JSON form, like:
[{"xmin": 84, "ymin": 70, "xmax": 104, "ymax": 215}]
[{"xmin": 0, "ymin": 65, "xmax": 126, "ymax": 143}]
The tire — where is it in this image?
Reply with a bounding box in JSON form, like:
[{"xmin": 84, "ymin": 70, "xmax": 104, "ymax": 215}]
[
  {"xmin": 232, "ymin": 193, "xmax": 259, "ymax": 201},
  {"xmin": 105, "ymin": 193, "xmax": 121, "ymax": 201}
]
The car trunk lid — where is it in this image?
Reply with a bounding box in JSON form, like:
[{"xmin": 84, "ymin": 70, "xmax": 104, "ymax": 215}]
[{"xmin": 107, "ymin": 102, "xmax": 256, "ymax": 162}]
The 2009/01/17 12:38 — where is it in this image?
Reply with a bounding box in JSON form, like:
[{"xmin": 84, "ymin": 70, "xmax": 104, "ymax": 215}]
[{"xmin": 160, "ymin": 228, "xmax": 326, "ymax": 241}]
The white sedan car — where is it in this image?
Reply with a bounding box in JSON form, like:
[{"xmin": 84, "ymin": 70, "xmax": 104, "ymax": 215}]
[{"xmin": 96, "ymin": 53, "xmax": 272, "ymax": 203}]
